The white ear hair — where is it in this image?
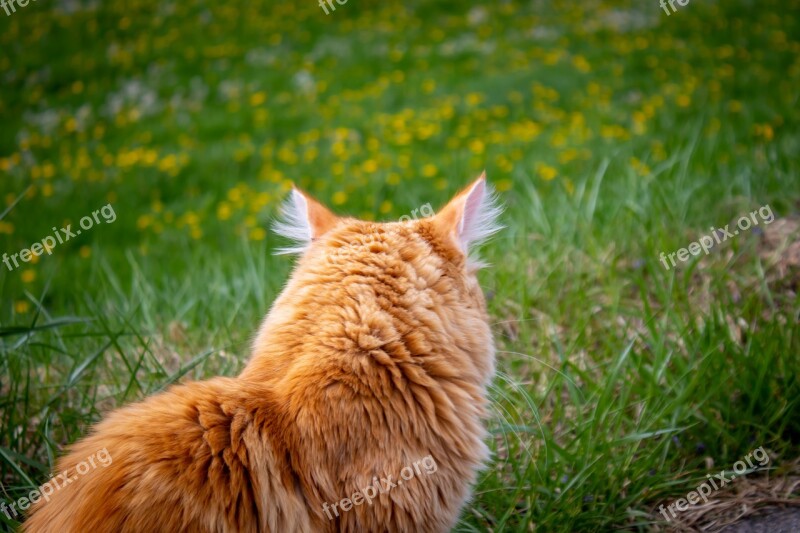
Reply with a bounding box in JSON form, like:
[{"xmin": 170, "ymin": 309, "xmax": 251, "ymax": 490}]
[
  {"xmin": 457, "ymin": 177, "xmax": 504, "ymax": 254},
  {"xmin": 272, "ymin": 189, "xmax": 312, "ymax": 255}
]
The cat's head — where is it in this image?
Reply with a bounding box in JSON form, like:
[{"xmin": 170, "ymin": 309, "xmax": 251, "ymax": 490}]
[
  {"xmin": 273, "ymin": 173, "xmax": 503, "ymax": 302},
  {"xmin": 265, "ymin": 174, "xmax": 502, "ymax": 385}
]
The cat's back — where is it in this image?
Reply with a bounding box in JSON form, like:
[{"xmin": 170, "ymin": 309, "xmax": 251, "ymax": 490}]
[{"xmin": 24, "ymin": 377, "xmax": 313, "ymax": 533}]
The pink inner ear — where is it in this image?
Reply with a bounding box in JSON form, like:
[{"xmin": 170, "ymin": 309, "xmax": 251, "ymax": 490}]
[{"xmin": 460, "ymin": 179, "xmax": 486, "ymax": 245}]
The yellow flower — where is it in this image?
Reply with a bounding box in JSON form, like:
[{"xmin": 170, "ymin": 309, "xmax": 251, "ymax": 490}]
[
  {"xmin": 158, "ymin": 154, "xmax": 178, "ymax": 172},
  {"xmin": 676, "ymin": 94, "xmax": 691, "ymax": 107},
  {"xmin": 79, "ymin": 245, "xmax": 91, "ymax": 258},
  {"xmin": 572, "ymin": 55, "xmax": 591, "ymax": 73},
  {"xmin": 234, "ymin": 148, "xmax": 251, "ymax": 162},
  {"xmin": 632, "ymin": 111, "xmax": 647, "ymax": 135},
  {"xmin": 15, "ymin": 300, "xmax": 30, "ymax": 314},
  {"xmin": 362, "ymin": 159, "xmax": 378, "ymax": 173},
  {"xmin": 629, "ymin": 157, "xmax": 651, "ymax": 176},
  {"xmin": 249, "ymin": 227, "xmax": 266, "ymax": 241},
  {"xmin": 422, "ymin": 164, "xmax": 437, "ymax": 178},
  {"xmin": 537, "ymin": 163, "xmax": 558, "ymax": 181},
  {"xmin": 496, "ymin": 179, "xmax": 512, "ymax": 192},
  {"xmin": 558, "ymin": 149, "xmax": 579, "ymax": 165},
  {"xmin": 395, "ymin": 131, "xmax": 412, "ymax": 145},
  {"xmin": 468, "ymin": 139, "xmax": 485, "ymax": 154},
  {"xmin": 600, "ymin": 124, "xmax": 629, "ymax": 140},
  {"xmin": 180, "ymin": 212, "xmax": 200, "ymax": 227},
  {"xmin": 380, "ymin": 200, "xmax": 392, "ymax": 214},
  {"xmin": 21, "ymin": 269, "xmax": 36, "ymax": 283},
  {"xmin": 651, "ymin": 141, "xmax": 667, "ymax": 162},
  {"xmin": 217, "ymin": 203, "xmax": 232, "ymax": 221},
  {"xmin": 440, "ymin": 103, "xmax": 455, "ymax": 119},
  {"xmin": 303, "ymin": 147, "xmax": 318, "ymax": 162},
  {"xmin": 250, "ymin": 92, "xmax": 267, "ymax": 106},
  {"xmin": 491, "ymin": 105, "xmax": 509, "ymax": 118},
  {"xmin": 331, "ymin": 141, "xmax": 346, "ymax": 158},
  {"xmin": 332, "ymin": 191, "xmax": 347, "ymax": 205},
  {"xmin": 227, "ymin": 187, "xmax": 243, "ymax": 203},
  {"xmin": 142, "ymin": 149, "xmax": 158, "ymax": 166},
  {"xmin": 495, "ymin": 155, "xmax": 513, "ymax": 173},
  {"xmin": 254, "ymin": 192, "xmax": 270, "ymax": 209},
  {"xmin": 416, "ymin": 123, "xmax": 438, "ymax": 140},
  {"xmin": 465, "ymin": 92, "xmax": 484, "ymax": 106},
  {"xmin": 0, "ymin": 221, "xmax": 13, "ymax": 234},
  {"xmin": 244, "ymin": 215, "xmax": 259, "ymax": 229},
  {"xmin": 42, "ymin": 162, "xmax": 55, "ymax": 179},
  {"xmin": 137, "ymin": 214, "xmax": 152, "ymax": 230},
  {"xmin": 549, "ymin": 132, "xmax": 567, "ymax": 148},
  {"xmin": 543, "ymin": 49, "xmax": 563, "ymax": 65},
  {"xmin": 754, "ymin": 124, "xmax": 774, "ymax": 141}
]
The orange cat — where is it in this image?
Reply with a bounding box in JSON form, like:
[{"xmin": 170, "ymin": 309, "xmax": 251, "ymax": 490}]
[{"xmin": 24, "ymin": 174, "xmax": 502, "ymax": 532}]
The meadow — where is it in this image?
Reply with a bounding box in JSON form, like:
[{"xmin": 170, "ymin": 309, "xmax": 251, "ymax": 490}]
[{"xmin": 1, "ymin": 0, "xmax": 799, "ymax": 530}]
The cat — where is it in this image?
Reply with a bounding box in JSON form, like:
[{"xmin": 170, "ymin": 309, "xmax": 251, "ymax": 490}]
[{"xmin": 24, "ymin": 173, "xmax": 502, "ymax": 532}]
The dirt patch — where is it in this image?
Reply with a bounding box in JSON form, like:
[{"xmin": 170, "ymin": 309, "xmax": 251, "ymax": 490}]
[{"xmin": 650, "ymin": 460, "xmax": 800, "ymax": 532}]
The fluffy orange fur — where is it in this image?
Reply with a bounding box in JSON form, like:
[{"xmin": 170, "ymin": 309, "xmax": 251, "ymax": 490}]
[{"xmin": 24, "ymin": 175, "xmax": 501, "ymax": 532}]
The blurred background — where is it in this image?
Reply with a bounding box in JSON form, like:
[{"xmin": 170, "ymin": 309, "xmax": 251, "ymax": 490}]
[{"xmin": 1, "ymin": 0, "xmax": 799, "ymax": 531}]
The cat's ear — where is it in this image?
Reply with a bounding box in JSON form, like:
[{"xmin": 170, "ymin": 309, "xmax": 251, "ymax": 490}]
[
  {"xmin": 434, "ymin": 171, "xmax": 504, "ymax": 256},
  {"xmin": 273, "ymin": 185, "xmax": 339, "ymax": 254}
]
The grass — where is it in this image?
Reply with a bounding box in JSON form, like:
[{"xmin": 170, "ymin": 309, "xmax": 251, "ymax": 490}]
[{"xmin": 1, "ymin": 0, "xmax": 799, "ymax": 530}]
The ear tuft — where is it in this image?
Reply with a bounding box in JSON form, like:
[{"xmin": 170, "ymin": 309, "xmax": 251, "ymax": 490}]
[
  {"xmin": 433, "ymin": 172, "xmax": 504, "ymax": 268},
  {"xmin": 458, "ymin": 174, "xmax": 504, "ymax": 252},
  {"xmin": 272, "ymin": 188, "xmax": 313, "ymax": 255},
  {"xmin": 272, "ymin": 186, "xmax": 339, "ymax": 255}
]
